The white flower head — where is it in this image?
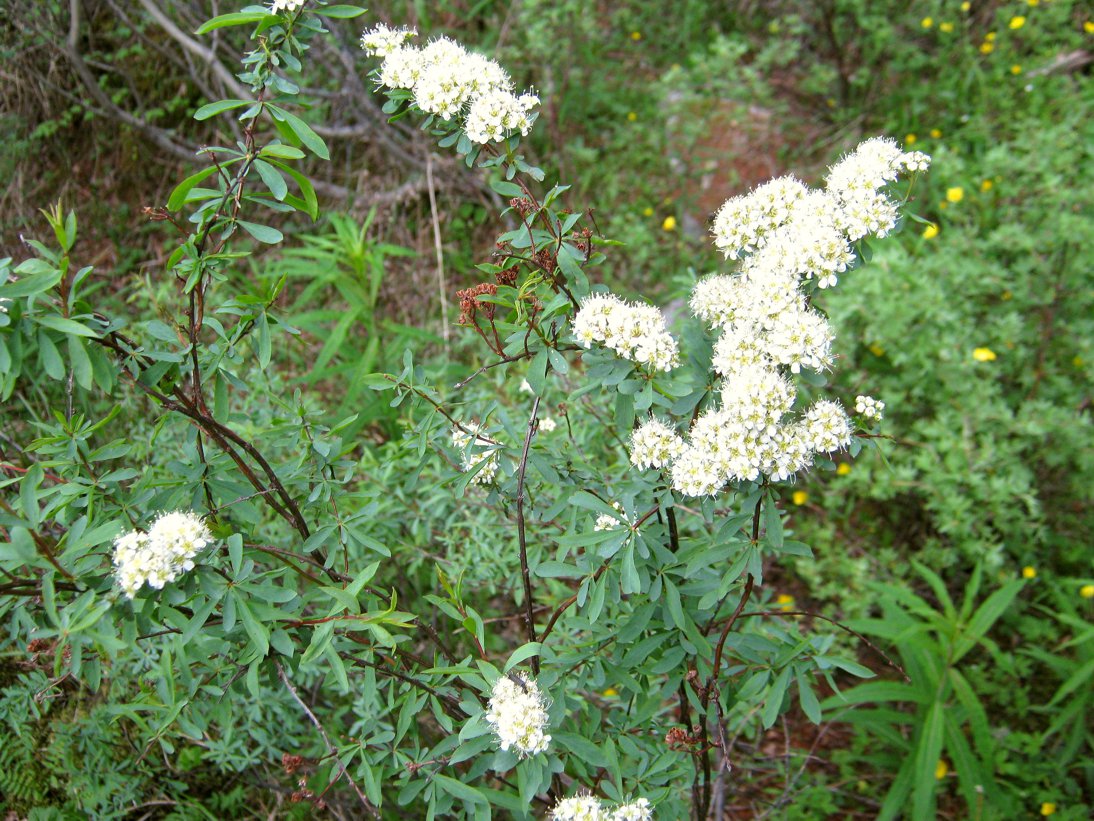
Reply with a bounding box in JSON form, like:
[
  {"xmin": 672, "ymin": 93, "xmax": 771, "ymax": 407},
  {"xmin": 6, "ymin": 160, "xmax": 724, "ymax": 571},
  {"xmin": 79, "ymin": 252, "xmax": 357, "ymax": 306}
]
[
  {"xmin": 484, "ymin": 672, "xmax": 551, "ymax": 757},
  {"xmin": 551, "ymin": 794, "xmax": 609, "ymax": 821},
  {"xmin": 612, "ymin": 798, "xmax": 654, "ymax": 821},
  {"xmin": 630, "ymin": 417, "xmax": 686, "ymax": 470},
  {"xmin": 452, "ymin": 423, "xmax": 500, "ymax": 484},
  {"xmin": 113, "ymin": 510, "xmax": 214, "ymax": 598},
  {"xmin": 539, "ymin": 417, "xmax": 558, "ymax": 433},
  {"xmin": 269, "ymin": 0, "xmax": 306, "ymax": 14},
  {"xmin": 359, "ymin": 23, "xmax": 417, "ymax": 57},
  {"xmin": 802, "ymin": 400, "xmax": 854, "ymax": 453},
  {"xmin": 573, "ymin": 293, "xmax": 679, "ymax": 372},
  {"xmin": 594, "ymin": 501, "xmax": 630, "ymax": 532}
]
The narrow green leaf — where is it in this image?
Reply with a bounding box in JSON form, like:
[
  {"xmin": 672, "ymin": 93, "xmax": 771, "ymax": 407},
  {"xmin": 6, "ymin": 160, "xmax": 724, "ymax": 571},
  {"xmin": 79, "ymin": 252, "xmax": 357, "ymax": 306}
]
[
  {"xmin": 194, "ymin": 99, "xmax": 251, "ymax": 121},
  {"xmin": 267, "ymin": 106, "xmax": 330, "ymax": 160},
  {"xmin": 237, "ymin": 220, "xmax": 284, "ymax": 244},
  {"xmin": 253, "ymin": 159, "xmax": 288, "ymax": 201},
  {"xmin": 37, "ymin": 315, "xmax": 99, "ymax": 338},
  {"xmin": 195, "ymin": 12, "xmax": 272, "ymax": 35}
]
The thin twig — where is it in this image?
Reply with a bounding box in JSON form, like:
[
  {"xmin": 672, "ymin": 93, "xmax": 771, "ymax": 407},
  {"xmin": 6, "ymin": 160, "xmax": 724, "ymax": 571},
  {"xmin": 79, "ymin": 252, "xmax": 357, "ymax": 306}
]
[
  {"xmin": 426, "ymin": 154, "xmax": 450, "ymax": 353},
  {"xmin": 276, "ymin": 662, "xmax": 379, "ymax": 818},
  {"xmin": 515, "ymin": 396, "xmax": 541, "ymax": 672}
]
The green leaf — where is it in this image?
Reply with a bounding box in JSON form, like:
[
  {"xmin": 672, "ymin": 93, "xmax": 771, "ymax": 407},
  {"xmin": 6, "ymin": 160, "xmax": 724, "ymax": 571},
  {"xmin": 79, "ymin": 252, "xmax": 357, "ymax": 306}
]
[
  {"xmin": 554, "ymin": 732, "xmax": 606, "ymax": 767},
  {"xmin": 193, "ymin": 99, "xmax": 251, "ymax": 121},
  {"xmin": 503, "ymin": 642, "xmax": 542, "ymax": 672},
  {"xmin": 267, "ymin": 158, "xmax": 319, "ymax": 220},
  {"xmin": 67, "ymin": 336, "xmax": 93, "ymax": 390},
  {"xmin": 434, "ymin": 774, "xmax": 486, "ymax": 804},
  {"xmin": 234, "ymin": 593, "xmax": 270, "ymax": 656},
  {"xmin": 491, "ymin": 180, "xmax": 524, "ymax": 198},
  {"xmin": 37, "ymin": 315, "xmax": 99, "ymax": 338},
  {"xmin": 953, "ymin": 580, "xmax": 1022, "ymax": 663},
  {"xmin": 237, "ymin": 220, "xmax": 284, "ymax": 244},
  {"xmin": 167, "ymin": 166, "xmax": 221, "ymax": 211},
  {"xmin": 763, "ymin": 665, "xmax": 792, "ymax": 728},
  {"xmin": 253, "ymin": 159, "xmax": 288, "ymax": 201},
  {"xmin": 796, "ymin": 669, "xmax": 822, "ymax": 724},
  {"xmin": 259, "ymin": 144, "xmax": 306, "ymax": 160},
  {"xmin": 313, "ymin": 5, "xmax": 368, "ymax": 18},
  {"xmin": 912, "ymin": 701, "xmax": 944, "ymax": 820},
  {"xmin": 267, "ymin": 106, "xmax": 330, "ymax": 160},
  {"xmin": 195, "ymin": 12, "xmax": 272, "ymax": 35}
]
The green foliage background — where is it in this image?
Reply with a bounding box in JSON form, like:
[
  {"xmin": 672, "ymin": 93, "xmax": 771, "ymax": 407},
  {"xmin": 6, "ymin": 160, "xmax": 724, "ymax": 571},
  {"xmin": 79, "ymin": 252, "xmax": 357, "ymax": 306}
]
[{"xmin": 1, "ymin": 1, "xmax": 1092, "ymax": 819}]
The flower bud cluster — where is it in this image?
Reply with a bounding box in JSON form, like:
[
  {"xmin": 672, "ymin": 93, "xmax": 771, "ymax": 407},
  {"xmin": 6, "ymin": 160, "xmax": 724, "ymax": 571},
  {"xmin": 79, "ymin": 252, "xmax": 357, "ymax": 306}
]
[
  {"xmin": 113, "ymin": 511, "xmax": 214, "ymax": 598},
  {"xmin": 550, "ymin": 794, "xmax": 654, "ymax": 821},
  {"xmin": 452, "ymin": 424, "xmax": 499, "ymax": 485},
  {"xmin": 855, "ymin": 394, "xmax": 885, "ymax": 420},
  {"xmin": 572, "ymin": 294, "xmax": 680, "ymax": 372},
  {"xmin": 484, "ymin": 673, "xmax": 551, "ymax": 757},
  {"xmin": 362, "ymin": 27, "xmax": 539, "ymax": 144}
]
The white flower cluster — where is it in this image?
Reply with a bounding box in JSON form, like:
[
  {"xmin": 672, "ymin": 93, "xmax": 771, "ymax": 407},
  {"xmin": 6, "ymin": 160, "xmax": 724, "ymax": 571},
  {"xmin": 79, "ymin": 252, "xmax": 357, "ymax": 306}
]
[
  {"xmin": 712, "ymin": 137, "xmax": 930, "ymax": 288},
  {"xmin": 113, "ymin": 511, "xmax": 214, "ymax": 598},
  {"xmin": 855, "ymin": 394, "xmax": 885, "ymax": 420},
  {"xmin": 630, "ymin": 417, "xmax": 685, "ymax": 470},
  {"xmin": 550, "ymin": 795, "xmax": 654, "ymax": 821},
  {"xmin": 269, "ymin": 0, "xmax": 305, "ymax": 14},
  {"xmin": 362, "ymin": 27, "xmax": 539, "ymax": 144},
  {"xmin": 572, "ymin": 294, "xmax": 680, "ymax": 372},
  {"xmin": 452, "ymin": 424, "xmax": 498, "ymax": 485},
  {"xmin": 539, "ymin": 417, "xmax": 558, "ymax": 433},
  {"xmin": 827, "ymin": 138, "xmax": 931, "ymax": 242},
  {"xmin": 484, "ymin": 673, "xmax": 551, "ymax": 757},
  {"xmin": 359, "ymin": 23, "xmax": 416, "ymax": 57},
  {"xmin": 640, "ymin": 138, "xmax": 926, "ymax": 497},
  {"xmin": 594, "ymin": 501, "xmax": 630, "ymax": 532}
]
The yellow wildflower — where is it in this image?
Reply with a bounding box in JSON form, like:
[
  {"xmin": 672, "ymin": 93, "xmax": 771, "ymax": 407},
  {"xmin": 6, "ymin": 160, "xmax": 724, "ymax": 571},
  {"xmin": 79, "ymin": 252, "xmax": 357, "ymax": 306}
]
[
  {"xmin": 1080, "ymin": 584, "xmax": 1094, "ymax": 598},
  {"xmin": 905, "ymin": 133, "xmax": 917, "ymax": 145},
  {"xmin": 1085, "ymin": 21, "xmax": 1094, "ymax": 35},
  {"xmin": 940, "ymin": 22, "xmax": 955, "ymax": 33},
  {"xmin": 776, "ymin": 594, "xmax": 795, "ymax": 611},
  {"xmin": 930, "ymin": 128, "xmax": 942, "ymax": 138},
  {"xmin": 1027, "ymin": 0, "xmax": 1039, "ymax": 6},
  {"xmin": 627, "ymin": 111, "xmax": 638, "ymax": 122},
  {"xmin": 642, "ymin": 206, "xmax": 654, "ymax": 217},
  {"xmin": 792, "ymin": 490, "xmax": 808, "ymax": 506},
  {"xmin": 961, "ymin": 2, "xmax": 971, "ymax": 11},
  {"xmin": 1011, "ymin": 64, "xmax": 1023, "ymax": 74},
  {"xmin": 1040, "ymin": 803, "xmax": 1056, "ymax": 816},
  {"xmin": 1009, "ymin": 16, "xmax": 1026, "ymax": 30},
  {"xmin": 935, "ymin": 760, "xmax": 949, "ymax": 780},
  {"xmin": 946, "ymin": 186, "xmax": 964, "ymax": 203},
  {"xmin": 1001, "ymin": 290, "xmax": 1012, "ymax": 300},
  {"xmin": 602, "ymin": 687, "xmax": 619, "ymax": 697},
  {"xmin": 837, "ymin": 463, "xmax": 852, "ymax": 476},
  {"xmin": 981, "ymin": 41, "xmax": 995, "ymax": 54},
  {"xmin": 1022, "ymin": 566, "xmax": 1037, "ymax": 580},
  {"xmin": 661, "ymin": 215, "xmax": 677, "ymax": 232},
  {"xmin": 923, "ymin": 223, "xmax": 939, "ymax": 239},
  {"xmin": 980, "ymin": 179, "xmax": 994, "ymax": 192},
  {"xmin": 921, "ymin": 17, "xmax": 934, "ymax": 29},
  {"xmin": 869, "ymin": 343, "xmax": 886, "ymax": 357},
  {"xmin": 985, "ymin": 32, "xmax": 997, "ymax": 42},
  {"xmin": 973, "ymin": 347, "xmax": 997, "ymax": 362},
  {"xmin": 826, "ymin": 98, "xmax": 837, "ymax": 108},
  {"xmin": 630, "ymin": 30, "xmax": 642, "ymax": 41}
]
